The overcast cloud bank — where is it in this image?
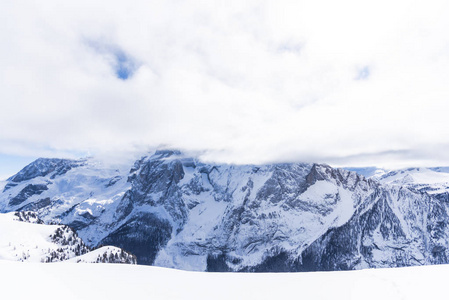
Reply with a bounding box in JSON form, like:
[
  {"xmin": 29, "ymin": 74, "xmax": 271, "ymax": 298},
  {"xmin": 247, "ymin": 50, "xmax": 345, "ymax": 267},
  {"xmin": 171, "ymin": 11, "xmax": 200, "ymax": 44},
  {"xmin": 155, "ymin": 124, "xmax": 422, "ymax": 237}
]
[{"xmin": 2, "ymin": 0, "xmax": 449, "ymax": 168}]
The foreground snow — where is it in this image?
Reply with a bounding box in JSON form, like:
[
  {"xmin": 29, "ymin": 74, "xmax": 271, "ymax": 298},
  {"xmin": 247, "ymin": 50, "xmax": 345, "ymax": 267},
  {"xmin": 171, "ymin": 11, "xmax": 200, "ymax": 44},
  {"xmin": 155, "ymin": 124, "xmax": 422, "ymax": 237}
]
[
  {"xmin": 0, "ymin": 212, "xmax": 85, "ymax": 262},
  {"xmin": 0, "ymin": 212, "xmax": 135, "ymax": 263},
  {"xmin": 0, "ymin": 261, "xmax": 448, "ymax": 299}
]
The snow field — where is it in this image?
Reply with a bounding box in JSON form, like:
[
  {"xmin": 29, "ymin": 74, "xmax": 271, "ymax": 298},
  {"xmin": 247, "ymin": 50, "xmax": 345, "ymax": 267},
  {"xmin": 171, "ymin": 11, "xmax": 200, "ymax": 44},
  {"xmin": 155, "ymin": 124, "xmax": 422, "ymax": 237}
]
[{"xmin": 0, "ymin": 261, "xmax": 448, "ymax": 300}]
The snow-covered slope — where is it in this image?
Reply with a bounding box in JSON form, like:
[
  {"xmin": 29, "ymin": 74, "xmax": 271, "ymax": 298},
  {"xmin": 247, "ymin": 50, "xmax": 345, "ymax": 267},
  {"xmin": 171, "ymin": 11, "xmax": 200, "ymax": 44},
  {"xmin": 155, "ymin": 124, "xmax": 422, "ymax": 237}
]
[
  {"xmin": 0, "ymin": 211, "xmax": 136, "ymax": 264},
  {"xmin": 0, "ymin": 261, "xmax": 448, "ymax": 300},
  {"xmin": 2, "ymin": 150, "xmax": 449, "ymax": 272},
  {"xmin": 65, "ymin": 246, "xmax": 136, "ymax": 264},
  {"xmin": 0, "ymin": 211, "xmax": 88, "ymax": 262}
]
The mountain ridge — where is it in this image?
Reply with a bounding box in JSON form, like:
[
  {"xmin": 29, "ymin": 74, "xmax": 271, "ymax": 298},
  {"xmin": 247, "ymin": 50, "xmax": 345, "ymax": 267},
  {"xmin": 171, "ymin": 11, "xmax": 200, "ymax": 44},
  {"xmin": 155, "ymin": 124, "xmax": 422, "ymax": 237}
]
[{"xmin": 2, "ymin": 150, "xmax": 449, "ymax": 271}]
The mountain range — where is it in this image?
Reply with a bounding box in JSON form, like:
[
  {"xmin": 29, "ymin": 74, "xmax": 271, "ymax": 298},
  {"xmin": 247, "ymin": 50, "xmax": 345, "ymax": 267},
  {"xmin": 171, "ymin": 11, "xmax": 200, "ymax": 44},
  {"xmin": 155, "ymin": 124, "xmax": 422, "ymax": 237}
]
[{"xmin": 2, "ymin": 150, "xmax": 449, "ymax": 272}]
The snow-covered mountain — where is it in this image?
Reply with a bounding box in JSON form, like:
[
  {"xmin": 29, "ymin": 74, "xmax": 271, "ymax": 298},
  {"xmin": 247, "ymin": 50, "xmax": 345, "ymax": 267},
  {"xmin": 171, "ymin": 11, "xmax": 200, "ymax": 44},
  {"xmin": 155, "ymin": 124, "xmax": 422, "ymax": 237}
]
[
  {"xmin": 347, "ymin": 166, "xmax": 449, "ymax": 201},
  {"xmin": 2, "ymin": 150, "xmax": 449, "ymax": 271},
  {"xmin": 0, "ymin": 211, "xmax": 136, "ymax": 264},
  {"xmin": 377, "ymin": 167, "xmax": 449, "ymax": 195}
]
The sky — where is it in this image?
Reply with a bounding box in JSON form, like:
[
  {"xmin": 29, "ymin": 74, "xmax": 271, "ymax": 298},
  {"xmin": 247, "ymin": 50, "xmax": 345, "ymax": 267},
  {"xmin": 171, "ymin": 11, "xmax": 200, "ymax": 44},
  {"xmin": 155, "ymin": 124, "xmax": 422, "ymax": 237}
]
[{"xmin": 2, "ymin": 0, "xmax": 449, "ymax": 177}]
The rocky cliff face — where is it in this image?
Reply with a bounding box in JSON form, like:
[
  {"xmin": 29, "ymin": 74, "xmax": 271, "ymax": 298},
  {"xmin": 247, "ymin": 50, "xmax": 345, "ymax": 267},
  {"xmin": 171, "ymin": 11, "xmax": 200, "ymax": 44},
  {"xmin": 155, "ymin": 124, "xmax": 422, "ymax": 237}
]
[{"xmin": 1, "ymin": 151, "xmax": 449, "ymax": 271}]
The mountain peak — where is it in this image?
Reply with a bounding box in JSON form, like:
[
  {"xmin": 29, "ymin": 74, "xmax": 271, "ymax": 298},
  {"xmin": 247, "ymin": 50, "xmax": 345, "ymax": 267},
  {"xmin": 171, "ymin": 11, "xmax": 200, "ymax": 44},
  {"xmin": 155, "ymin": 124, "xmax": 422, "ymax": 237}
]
[{"xmin": 7, "ymin": 158, "xmax": 86, "ymax": 183}]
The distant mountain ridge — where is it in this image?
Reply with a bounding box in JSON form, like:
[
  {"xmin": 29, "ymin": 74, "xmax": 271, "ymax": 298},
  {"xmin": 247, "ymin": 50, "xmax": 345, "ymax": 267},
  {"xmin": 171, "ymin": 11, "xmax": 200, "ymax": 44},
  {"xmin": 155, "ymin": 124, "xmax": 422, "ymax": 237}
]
[
  {"xmin": 2, "ymin": 150, "xmax": 449, "ymax": 271},
  {"xmin": 347, "ymin": 166, "xmax": 449, "ymax": 196}
]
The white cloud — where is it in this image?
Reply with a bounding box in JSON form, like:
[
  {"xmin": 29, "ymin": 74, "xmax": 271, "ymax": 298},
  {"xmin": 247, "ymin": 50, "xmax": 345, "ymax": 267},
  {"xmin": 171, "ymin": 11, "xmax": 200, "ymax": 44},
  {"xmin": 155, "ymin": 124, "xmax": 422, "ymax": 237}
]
[{"xmin": 1, "ymin": 0, "xmax": 449, "ymax": 168}]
